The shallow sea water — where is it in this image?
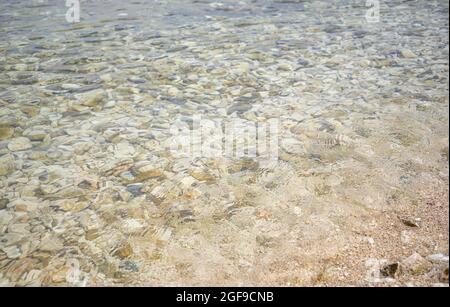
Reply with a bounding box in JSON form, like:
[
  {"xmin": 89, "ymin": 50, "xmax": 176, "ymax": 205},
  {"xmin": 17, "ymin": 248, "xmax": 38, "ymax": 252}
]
[{"xmin": 0, "ymin": 0, "xmax": 449, "ymax": 286}]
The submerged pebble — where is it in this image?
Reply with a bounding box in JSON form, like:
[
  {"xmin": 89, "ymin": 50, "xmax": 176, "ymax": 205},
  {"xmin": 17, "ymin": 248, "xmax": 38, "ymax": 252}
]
[{"xmin": 0, "ymin": 0, "xmax": 448, "ymax": 287}]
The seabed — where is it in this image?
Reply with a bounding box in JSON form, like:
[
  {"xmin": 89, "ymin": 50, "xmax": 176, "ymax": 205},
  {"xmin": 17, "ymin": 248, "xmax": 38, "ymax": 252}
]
[{"xmin": 0, "ymin": 0, "xmax": 448, "ymax": 286}]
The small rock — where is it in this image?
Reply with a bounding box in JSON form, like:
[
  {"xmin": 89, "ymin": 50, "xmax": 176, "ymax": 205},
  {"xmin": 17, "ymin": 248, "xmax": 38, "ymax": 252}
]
[
  {"xmin": 0, "ymin": 198, "xmax": 9, "ymax": 210},
  {"xmin": 0, "ymin": 210, "xmax": 13, "ymax": 225},
  {"xmin": 400, "ymin": 49, "xmax": 417, "ymax": 58},
  {"xmin": 8, "ymin": 223, "xmax": 30, "ymax": 234},
  {"xmin": 114, "ymin": 243, "xmax": 133, "ymax": 259},
  {"xmin": 365, "ymin": 237, "xmax": 375, "ymax": 246},
  {"xmin": 7, "ymin": 137, "xmax": 32, "ymax": 152},
  {"xmin": 76, "ymin": 89, "xmax": 107, "ymax": 107},
  {"xmin": 39, "ymin": 236, "xmax": 64, "ymax": 253},
  {"xmin": 227, "ymin": 102, "xmax": 252, "ymax": 115},
  {"xmin": 126, "ymin": 184, "xmax": 144, "ymax": 197},
  {"xmin": 0, "ymin": 127, "xmax": 14, "ymax": 140},
  {"xmin": 440, "ymin": 268, "xmax": 449, "ymax": 283},
  {"xmin": 85, "ymin": 229, "xmax": 100, "ymax": 241},
  {"xmin": 135, "ymin": 165, "xmax": 164, "ymax": 181},
  {"xmin": 77, "ymin": 178, "xmax": 99, "ymax": 191},
  {"xmin": 0, "ymin": 154, "xmax": 16, "ymax": 176},
  {"xmin": 119, "ymin": 260, "xmax": 139, "ymax": 272},
  {"xmin": 427, "ymin": 254, "xmax": 449, "ymax": 264},
  {"xmin": 2, "ymin": 245, "xmax": 21, "ymax": 259},
  {"xmin": 402, "ymin": 253, "xmax": 432, "ymax": 275},
  {"xmin": 8, "ymin": 198, "xmax": 39, "ymax": 212},
  {"xmin": 121, "ymin": 219, "xmax": 145, "ymax": 234},
  {"xmin": 167, "ymin": 86, "xmax": 179, "ymax": 97},
  {"xmin": 61, "ymin": 83, "xmax": 81, "ymax": 91},
  {"xmin": 100, "ymin": 74, "xmax": 112, "ymax": 83},
  {"xmin": 256, "ymin": 235, "xmax": 275, "ymax": 247},
  {"xmin": 1, "ymin": 233, "xmax": 24, "ymax": 246},
  {"xmin": 281, "ymin": 138, "xmax": 306, "ymax": 155},
  {"xmin": 25, "ymin": 130, "xmax": 47, "ymax": 142},
  {"xmin": 120, "ymin": 171, "xmax": 136, "ymax": 183},
  {"xmin": 380, "ymin": 262, "xmax": 400, "ymax": 278},
  {"xmin": 277, "ymin": 63, "xmax": 293, "ymax": 71},
  {"xmin": 52, "ymin": 199, "xmax": 89, "ymax": 212},
  {"xmin": 232, "ymin": 159, "xmax": 259, "ymax": 173},
  {"xmin": 51, "ymin": 267, "xmax": 69, "ymax": 283},
  {"xmin": 189, "ymin": 169, "xmax": 216, "ymax": 183},
  {"xmin": 114, "ymin": 142, "xmax": 136, "ymax": 158},
  {"xmin": 399, "ymin": 216, "xmax": 420, "ymax": 228},
  {"xmin": 180, "ymin": 176, "xmax": 196, "ymax": 187},
  {"xmin": 98, "ymin": 260, "xmax": 117, "ymax": 278}
]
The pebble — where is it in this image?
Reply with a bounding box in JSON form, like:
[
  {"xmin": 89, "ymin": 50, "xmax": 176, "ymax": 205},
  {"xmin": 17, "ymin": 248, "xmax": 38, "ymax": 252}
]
[
  {"xmin": 76, "ymin": 89, "xmax": 107, "ymax": 108},
  {"xmin": 399, "ymin": 216, "xmax": 420, "ymax": 228},
  {"xmin": 0, "ymin": 154, "xmax": 16, "ymax": 176},
  {"xmin": 2, "ymin": 246, "xmax": 21, "ymax": 259},
  {"xmin": 114, "ymin": 243, "xmax": 133, "ymax": 259},
  {"xmin": 401, "ymin": 253, "xmax": 432, "ymax": 275},
  {"xmin": 440, "ymin": 268, "xmax": 449, "ymax": 283},
  {"xmin": 119, "ymin": 260, "xmax": 139, "ymax": 272},
  {"xmin": 7, "ymin": 137, "xmax": 32, "ymax": 151},
  {"xmin": 380, "ymin": 262, "xmax": 400, "ymax": 278},
  {"xmin": 39, "ymin": 236, "xmax": 64, "ymax": 252},
  {"xmin": 189, "ymin": 169, "xmax": 216, "ymax": 183},
  {"xmin": 0, "ymin": 211, "xmax": 13, "ymax": 225},
  {"xmin": 400, "ymin": 49, "xmax": 417, "ymax": 58},
  {"xmin": 227, "ymin": 102, "xmax": 252, "ymax": 115},
  {"xmin": 0, "ymin": 127, "xmax": 14, "ymax": 140},
  {"xmin": 426, "ymin": 254, "xmax": 449, "ymax": 264},
  {"xmin": 113, "ymin": 142, "xmax": 136, "ymax": 158},
  {"xmin": 135, "ymin": 165, "xmax": 164, "ymax": 181},
  {"xmin": 0, "ymin": 199, "xmax": 9, "ymax": 210},
  {"xmin": 0, "ymin": 0, "xmax": 447, "ymax": 287},
  {"xmin": 121, "ymin": 219, "xmax": 145, "ymax": 234},
  {"xmin": 281, "ymin": 138, "xmax": 306, "ymax": 155},
  {"xmin": 24, "ymin": 130, "xmax": 47, "ymax": 142}
]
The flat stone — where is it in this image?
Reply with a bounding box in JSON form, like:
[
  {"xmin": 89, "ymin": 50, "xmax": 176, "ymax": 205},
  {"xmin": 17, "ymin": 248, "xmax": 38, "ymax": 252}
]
[
  {"xmin": 135, "ymin": 165, "xmax": 164, "ymax": 181},
  {"xmin": 440, "ymin": 268, "xmax": 449, "ymax": 283},
  {"xmin": 0, "ymin": 210, "xmax": 13, "ymax": 225},
  {"xmin": 114, "ymin": 242, "xmax": 133, "ymax": 259},
  {"xmin": 76, "ymin": 89, "xmax": 107, "ymax": 107},
  {"xmin": 8, "ymin": 223, "xmax": 30, "ymax": 234},
  {"xmin": 281, "ymin": 138, "xmax": 306, "ymax": 155},
  {"xmin": 0, "ymin": 127, "xmax": 14, "ymax": 140},
  {"xmin": 189, "ymin": 169, "xmax": 216, "ymax": 183},
  {"xmin": 25, "ymin": 130, "xmax": 47, "ymax": 142},
  {"xmin": 402, "ymin": 253, "xmax": 432, "ymax": 275},
  {"xmin": 8, "ymin": 137, "xmax": 32, "ymax": 151},
  {"xmin": 0, "ymin": 198, "xmax": 9, "ymax": 210},
  {"xmin": 400, "ymin": 49, "xmax": 417, "ymax": 58},
  {"xmin": 0, "ymin": 154, "xmax": 16, "ymax": 176},
  {"xmin": 8, "ymin": 198, "xmax": 39, "ymax": 212},
  {"xmin": 228, "ymin": 159, "xmax": 259, "ymax": 173},
  {"xmin": 85, "ymin": 229, "xmax": 101, "ymax": 241},
  {"xmin": 2, "ymin": 245, "xmax": 21, "ymax": 259},
  {"xmin": 39, "ymin": 236, "xmax": 64, "ymax": 252},
  {"xmin": 126, "ymin": 184, "xmax": 144, "ymax": 197},
  {"xmin": 227, "ymin": 102, "xmax": 252, "ymax": 115},
  {"xmin": 427, "ymin": 254, "xmax": 449, "ymax": 264},
  {"xmin": 121, "ymin": 219, "xmax": 145, "ymax": 234},
  {"xmin": 399, "ymin": 216, "xmax": 420, "ymax": 228},
  {"xmin": 114, "ymin": 142, "xmax": 136, "ymax": 158},
  {"xmin": 0, "ymin": 233, "xmax": 24, "ymax": 247},
  {"xmin": 119, "ymin": 260, "xmax": 139, "ymax": 272}
]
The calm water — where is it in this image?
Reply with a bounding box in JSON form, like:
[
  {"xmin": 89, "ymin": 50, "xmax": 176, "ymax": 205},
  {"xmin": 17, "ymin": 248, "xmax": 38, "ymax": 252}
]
[{"xmin": 0, "ymin": 0, "xmax": 448, "ymax": 286}]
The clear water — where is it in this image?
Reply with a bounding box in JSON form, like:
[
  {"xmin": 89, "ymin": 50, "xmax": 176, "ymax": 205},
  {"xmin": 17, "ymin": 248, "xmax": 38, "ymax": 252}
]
[{"xmin": 0, "ymin": 0, "xmax": 448, "ymax": 286}]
